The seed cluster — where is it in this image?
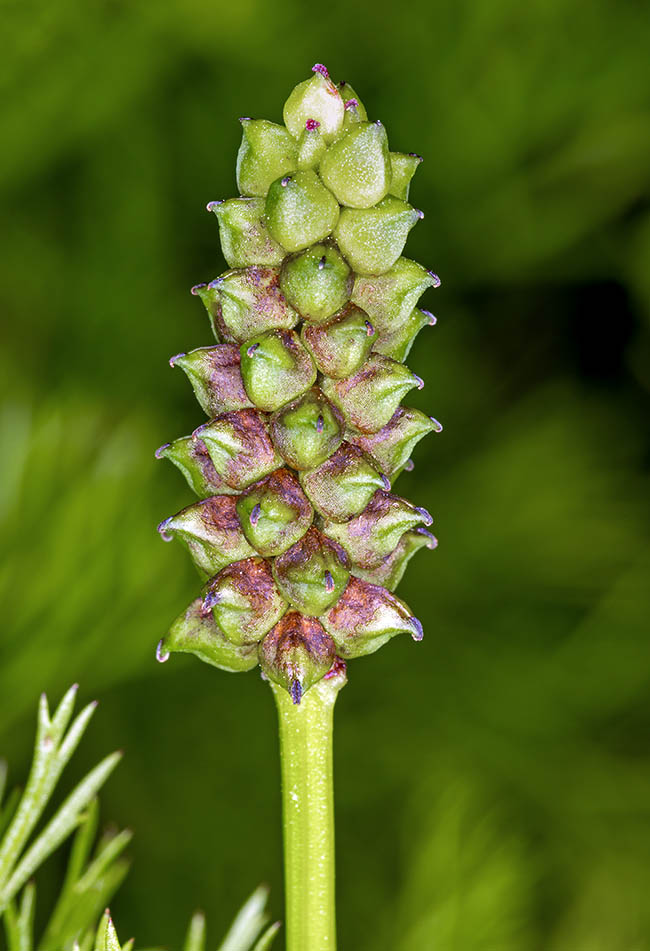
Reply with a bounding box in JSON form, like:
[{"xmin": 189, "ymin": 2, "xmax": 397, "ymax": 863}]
[{"xmin": 156, "ymin": 65, "xmax": 441, "ymax": 702}]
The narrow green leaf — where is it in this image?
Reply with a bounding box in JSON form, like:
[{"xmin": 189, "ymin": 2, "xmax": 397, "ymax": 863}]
[
  {"xmin": 0, "ymin": 700, "xmax": 57, "ymax": 890},
  {"xmin": 17, "ymin": 882, "xmax": 36, "ymax": 951},
  {"xmin": 64, "ymin": 799, "xmax": 101, "ymax": 893},
  {"xmin": 75, "ymin": 929, "xmax": 94, "ymax": 951},
  {"xmin": 0, "ymin": 753, "xmax": 121, "ymax": 909},
  {"xmin": 35, "ymin": 694, "xmax": 51, "ymax": 748},
  {"xmin": 56, "ymin": 702, "xmax": 99, "ymax": 772},
  {"xmin": 93, "ymin": 911, "xmax": 122, "ymax": 951},
  {"xmin": 0, "ymin": 787, "xmax": 21, "ymax": 842},
  {"xmin": 251, "ymin": 921, "xmax": 281, "ymax": 951},
  {"xmin": 0, "ymin": 689, "xmax": 98, "ymax": 892},
  {"xmin": 39, "ymin": 805, "xmax": 130, "ymax": 951},
  {"xmin": 3, "ymin": 883, "xmax": 35, "ymax": 951},
  {"xmin": 217, "ymin": 886, "xmax": 269, "ymax": 951},
  {"xmin": 50, "ymin": 685, "xmax": 80, "ymax": 742},
  {"xmin": 3, "ymin": 900, "xmax": 21, "ymax": 951},
  {"xmin": 75, "ymin": 828, "xmax": 132, "ymax": 893},
  {"xmin": 182, "ymin": 911, "xmax": 206, "ymax": 951}
]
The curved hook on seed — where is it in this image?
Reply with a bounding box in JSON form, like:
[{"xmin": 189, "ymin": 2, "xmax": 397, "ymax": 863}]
[
  {"xmin": 157, "ymin": 518, "xmax": 174, "ymax": 542},
  {"xmin": 415, "ymin": 506, "xmax": 433, "ymax": 526},
  {"xmin": 409, "ymin": 617, "xmax": 424, "ymax": 642}
]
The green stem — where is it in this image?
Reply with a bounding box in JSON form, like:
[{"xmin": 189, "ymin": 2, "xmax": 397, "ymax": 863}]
[{"xmin": 271, "ymin": 667, "xmax": 346, "ymax": 951}]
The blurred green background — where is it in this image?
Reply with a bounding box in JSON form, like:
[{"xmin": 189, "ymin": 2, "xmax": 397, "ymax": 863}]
[{"xmin": 2, "ymin": 0, "xmax": 649, "ymax": 947}]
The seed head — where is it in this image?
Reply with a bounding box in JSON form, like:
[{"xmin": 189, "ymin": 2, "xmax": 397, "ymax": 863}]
[{"xmin": 157, "ymin": 66, "xmax": 442, "ymax": 699}]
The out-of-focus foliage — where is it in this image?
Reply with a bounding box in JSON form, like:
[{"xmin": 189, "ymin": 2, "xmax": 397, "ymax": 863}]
[
  {"xmin": 0, "ymin": 688, "xmax": 125, "ymax": 949},
  {"xmin": 0, "ymin": 692, "xmax": 279, "ymax": 951},
  {"xmin": 1, "ymin": 0, "xmax": 649, "ymax": 947}
]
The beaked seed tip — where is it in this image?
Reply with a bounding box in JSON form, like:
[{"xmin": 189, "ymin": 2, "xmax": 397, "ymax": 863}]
[
  {"xmin": 202, "ymin": 589, "xmax": 220, "ymax": 612},
  {"xmin": 410, "ymin": 617, "xmax": 424, "ymax": 642},
  {"xmin": 416, "ymin": 527, "xmax": 438, "ymax": 549},
  {"xmin": 156, "ymin": 639, "xmax": 170, "ymax": 663},
  {"xmin": 157, "ymin": 518, "xmax": 174, "ymax": 542}
]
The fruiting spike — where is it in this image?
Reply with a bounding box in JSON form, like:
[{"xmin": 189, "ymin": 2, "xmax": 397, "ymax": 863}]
[{"xmin": 158, "ymin": 66, "xmax": 442, "ymax": 699}]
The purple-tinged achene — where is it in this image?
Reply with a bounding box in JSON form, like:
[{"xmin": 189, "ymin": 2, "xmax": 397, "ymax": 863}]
[{"xmin": 156, "ymin": 65, "xmax": 442, "ymax": 702}]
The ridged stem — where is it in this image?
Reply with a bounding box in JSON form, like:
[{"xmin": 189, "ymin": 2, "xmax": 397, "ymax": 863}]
[{"xmin": 271, "ymin": 669, "xmax": 345, "ymax": 951}]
